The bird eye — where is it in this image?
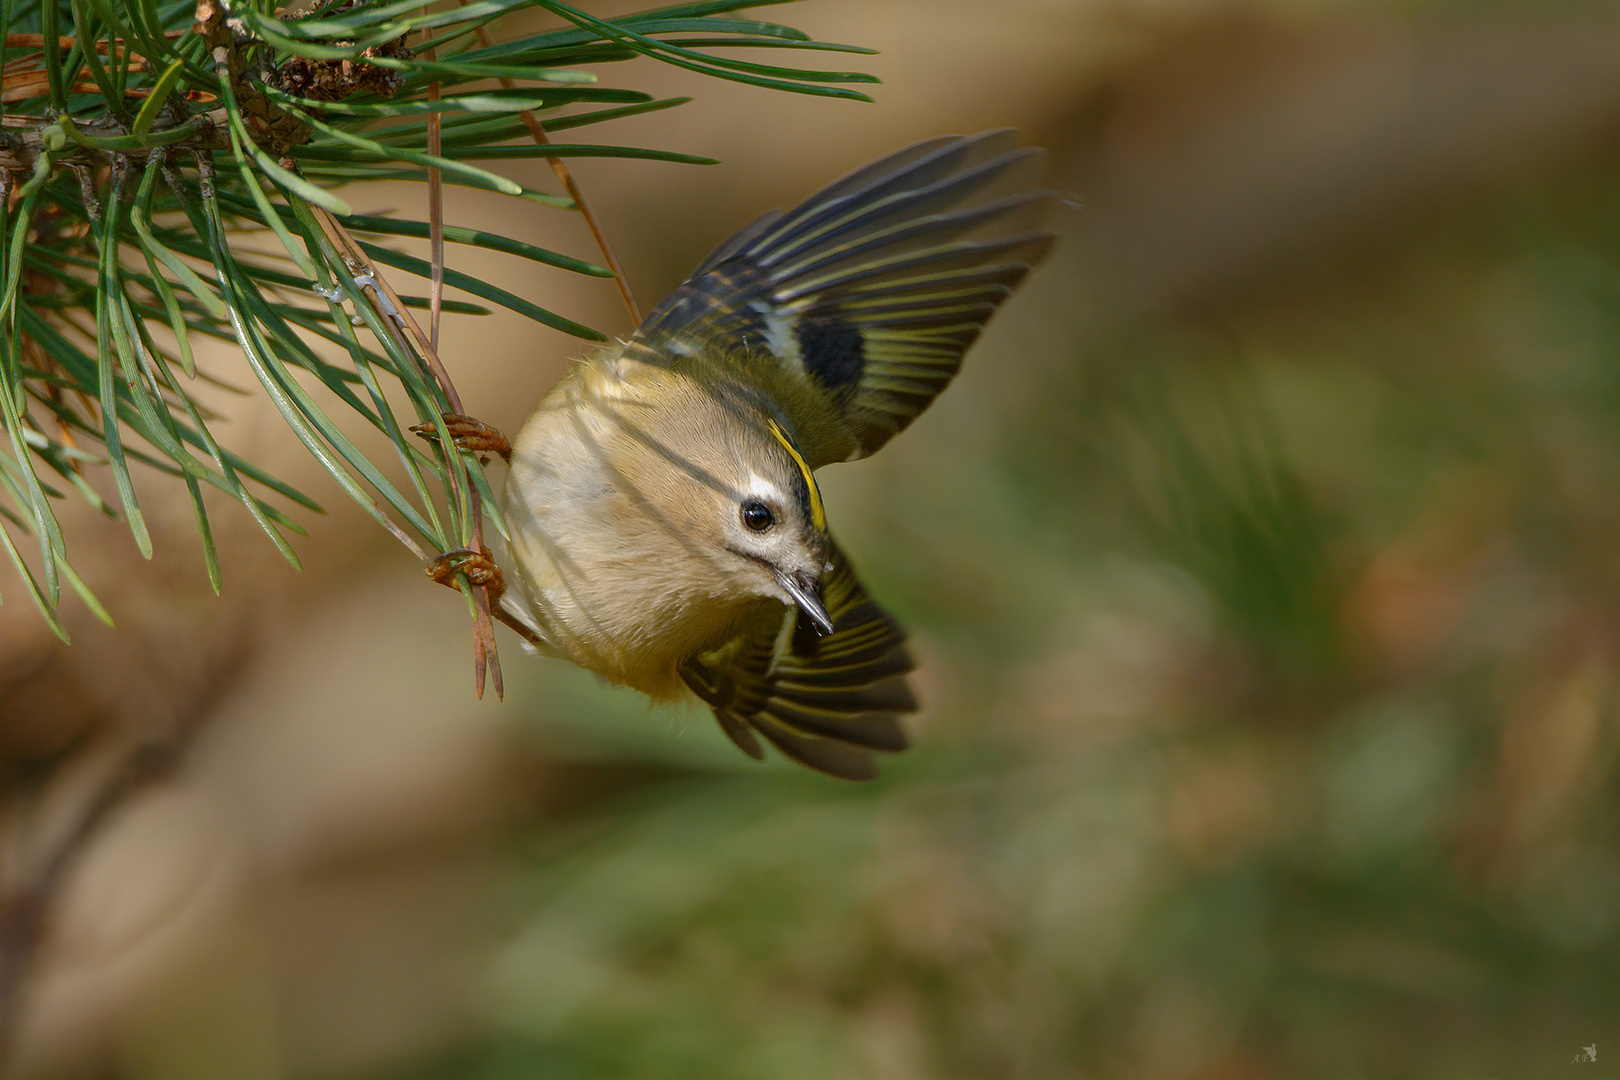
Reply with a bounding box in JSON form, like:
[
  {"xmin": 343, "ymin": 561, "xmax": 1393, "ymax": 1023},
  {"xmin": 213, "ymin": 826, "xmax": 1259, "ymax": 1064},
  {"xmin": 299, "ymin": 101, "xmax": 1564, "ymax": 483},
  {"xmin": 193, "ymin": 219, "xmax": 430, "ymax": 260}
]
[{"xmin": 740, "ymin": 500, "xmax": 775, "ymax": 533}]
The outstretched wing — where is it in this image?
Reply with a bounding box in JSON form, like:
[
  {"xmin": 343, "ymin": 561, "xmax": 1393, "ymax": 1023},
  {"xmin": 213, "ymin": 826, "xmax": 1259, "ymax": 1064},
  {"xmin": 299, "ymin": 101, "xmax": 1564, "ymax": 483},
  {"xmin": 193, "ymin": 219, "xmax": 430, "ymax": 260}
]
[
  {"xmin": 626, "ymin": 130, "xmax": 1056, "ymax": 466},
  {"xmin": 679, "ymin": 545, "xmax": 916, "ymax": 781}
]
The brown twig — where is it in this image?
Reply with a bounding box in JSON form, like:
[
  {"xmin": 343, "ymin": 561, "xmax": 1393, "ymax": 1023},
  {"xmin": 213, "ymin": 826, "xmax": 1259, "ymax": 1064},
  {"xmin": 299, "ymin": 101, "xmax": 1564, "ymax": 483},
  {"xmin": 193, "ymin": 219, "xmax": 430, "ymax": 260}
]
[
  {"xmin": 468, "ymin": 18, "xmax": 641, "ymax": 327},
  {"xmin": 493, "ymin": 602, "xmax": 547, "ymax": 648},
  {"xmin": 308, "ymin": 206, "xmax": 503, "ymax": 701},
  {"xmin": 424, "ymin": 52, "xmax": 445, "ymax": 350}
]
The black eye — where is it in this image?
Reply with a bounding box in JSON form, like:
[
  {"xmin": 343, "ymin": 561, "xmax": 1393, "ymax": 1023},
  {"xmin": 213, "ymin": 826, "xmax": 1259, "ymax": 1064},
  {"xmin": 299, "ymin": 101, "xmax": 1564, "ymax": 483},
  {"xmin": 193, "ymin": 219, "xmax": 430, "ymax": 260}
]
[{"xmin": 740, "ymin": 500, "xmax": 775, "ymax": 533}]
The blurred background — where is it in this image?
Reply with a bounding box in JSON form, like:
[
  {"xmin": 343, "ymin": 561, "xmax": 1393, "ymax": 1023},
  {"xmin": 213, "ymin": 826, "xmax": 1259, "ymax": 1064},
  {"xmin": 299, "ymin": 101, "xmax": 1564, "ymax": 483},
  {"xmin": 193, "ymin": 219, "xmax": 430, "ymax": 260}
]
[{"xmin": 4, "ymin": 1, "xmax": 1620, "ymax": 1077}]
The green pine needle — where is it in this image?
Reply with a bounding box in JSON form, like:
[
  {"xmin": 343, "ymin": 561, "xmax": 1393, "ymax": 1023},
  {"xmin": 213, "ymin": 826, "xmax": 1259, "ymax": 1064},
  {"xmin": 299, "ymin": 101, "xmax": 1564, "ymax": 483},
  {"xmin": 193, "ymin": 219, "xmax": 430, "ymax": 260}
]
[{"xmin": 0, "ymin": 0, "xmax": 875, "ymax": 632}]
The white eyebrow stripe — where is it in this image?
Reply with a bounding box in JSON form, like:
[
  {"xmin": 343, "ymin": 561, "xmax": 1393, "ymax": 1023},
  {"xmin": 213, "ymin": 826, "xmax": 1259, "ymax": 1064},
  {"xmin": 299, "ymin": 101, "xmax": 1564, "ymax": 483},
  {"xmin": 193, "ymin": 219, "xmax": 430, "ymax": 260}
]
[{"xmin": 744, "ymin": 474, "xmax": 787, "ymax": 503}]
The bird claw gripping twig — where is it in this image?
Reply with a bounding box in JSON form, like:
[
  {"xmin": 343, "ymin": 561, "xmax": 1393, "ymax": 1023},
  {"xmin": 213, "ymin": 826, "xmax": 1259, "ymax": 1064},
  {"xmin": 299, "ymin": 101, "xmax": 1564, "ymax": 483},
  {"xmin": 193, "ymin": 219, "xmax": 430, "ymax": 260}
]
[
  {"xmin": 411, "ymin": 413, "xmax": 512, "ymax": 463},
  {"xmin": 426, "ymin": 546, "xmax": 506, "ymax": 606}
]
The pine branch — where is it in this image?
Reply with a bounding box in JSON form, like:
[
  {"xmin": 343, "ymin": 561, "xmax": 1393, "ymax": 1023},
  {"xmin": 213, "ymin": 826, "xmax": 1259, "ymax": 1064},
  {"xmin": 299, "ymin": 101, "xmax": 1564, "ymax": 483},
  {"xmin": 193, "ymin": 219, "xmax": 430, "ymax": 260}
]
[{"xmin": 0, "ymin": 0, "xmax": 877, "ymax": 689}]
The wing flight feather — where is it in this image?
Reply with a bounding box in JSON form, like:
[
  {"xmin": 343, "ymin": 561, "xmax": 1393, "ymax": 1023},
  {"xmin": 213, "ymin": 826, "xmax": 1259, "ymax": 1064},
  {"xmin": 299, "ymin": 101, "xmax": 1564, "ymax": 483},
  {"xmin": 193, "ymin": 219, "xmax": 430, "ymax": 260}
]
[{"xmin": 627, "ymin": 130, "xmax": 1057, "ymax": 464}]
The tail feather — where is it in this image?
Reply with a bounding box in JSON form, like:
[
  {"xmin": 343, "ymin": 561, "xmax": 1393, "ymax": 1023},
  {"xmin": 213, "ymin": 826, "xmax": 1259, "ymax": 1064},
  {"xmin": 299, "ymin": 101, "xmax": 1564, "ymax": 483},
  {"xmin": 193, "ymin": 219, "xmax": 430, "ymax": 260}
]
[
  {"xmin": 749, "ymin": 715, "xmax": 881, "ymax": 781},
  {"xmin": 679, "ymin": 544, "xmax": 916, "ymax": 781}
]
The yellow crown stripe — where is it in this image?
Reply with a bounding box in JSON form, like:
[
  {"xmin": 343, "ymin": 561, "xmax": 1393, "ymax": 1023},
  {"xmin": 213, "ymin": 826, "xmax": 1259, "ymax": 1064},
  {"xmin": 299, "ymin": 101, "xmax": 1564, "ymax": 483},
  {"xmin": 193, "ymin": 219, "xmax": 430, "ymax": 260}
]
[{"xmin": 767, "ymin": 418, "xmax": 826, "ymax": 532}]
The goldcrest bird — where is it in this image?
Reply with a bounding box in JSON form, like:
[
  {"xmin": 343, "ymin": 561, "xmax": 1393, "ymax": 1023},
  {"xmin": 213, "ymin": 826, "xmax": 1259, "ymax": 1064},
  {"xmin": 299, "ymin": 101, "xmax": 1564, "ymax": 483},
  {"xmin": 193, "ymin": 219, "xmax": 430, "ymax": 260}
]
[{"xmin": 433, "ymin": 130, "xmax": 1054, "ymax": 780}]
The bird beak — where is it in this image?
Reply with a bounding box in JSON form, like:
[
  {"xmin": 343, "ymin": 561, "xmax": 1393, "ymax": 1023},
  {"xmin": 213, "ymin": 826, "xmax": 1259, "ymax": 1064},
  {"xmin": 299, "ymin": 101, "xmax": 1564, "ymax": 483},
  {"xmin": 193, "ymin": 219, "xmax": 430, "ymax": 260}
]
[{"xmin": 774, "ymin": 567, "xmax": 834, "ymax": 635}]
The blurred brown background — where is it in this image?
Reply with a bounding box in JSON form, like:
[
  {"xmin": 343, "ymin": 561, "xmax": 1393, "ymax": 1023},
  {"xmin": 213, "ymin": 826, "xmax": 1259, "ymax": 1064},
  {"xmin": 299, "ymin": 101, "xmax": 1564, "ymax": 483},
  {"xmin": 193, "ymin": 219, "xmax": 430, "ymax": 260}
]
[{"xmin": 6, "ymin": 1, "xmax": 1620, "ymax": 1077}]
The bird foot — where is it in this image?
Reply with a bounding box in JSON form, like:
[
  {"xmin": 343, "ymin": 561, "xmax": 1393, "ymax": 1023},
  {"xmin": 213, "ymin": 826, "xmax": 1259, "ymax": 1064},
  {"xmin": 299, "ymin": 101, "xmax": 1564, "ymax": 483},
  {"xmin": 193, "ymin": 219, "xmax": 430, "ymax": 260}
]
[
  {"xmin": 412, "ymin": 413, "xmax": 512, "ymax": 463},
  {"xmin": 426, "ymin": 546, "xmax": 506, "ymax": 606}
]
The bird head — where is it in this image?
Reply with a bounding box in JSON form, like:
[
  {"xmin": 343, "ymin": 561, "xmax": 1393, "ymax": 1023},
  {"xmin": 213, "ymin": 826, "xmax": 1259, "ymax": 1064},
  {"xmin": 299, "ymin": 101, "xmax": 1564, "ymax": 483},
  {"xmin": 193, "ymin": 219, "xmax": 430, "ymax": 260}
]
[
  {"xmin": 711, "ymin": 416, "xmax": 835, "ymax": 634},
  {"xmin": 608, "ymin": 374, "xmax": 835, "ymax": 634}
]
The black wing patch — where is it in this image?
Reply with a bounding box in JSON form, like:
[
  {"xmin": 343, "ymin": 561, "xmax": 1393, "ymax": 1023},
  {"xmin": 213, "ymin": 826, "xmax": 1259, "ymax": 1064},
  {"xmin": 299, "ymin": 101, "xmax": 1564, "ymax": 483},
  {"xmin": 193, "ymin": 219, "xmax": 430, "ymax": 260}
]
[
  {"xmin": 679, "ymin": 546, "xmax": 916, "ymax": 781},
  {"xmin": 626, "ymin": 130, "xmax": 1057, "ymax": 466},
  {"xmin": 796, "ymin": 313, "xmax": 866, "ymax": 391}
]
